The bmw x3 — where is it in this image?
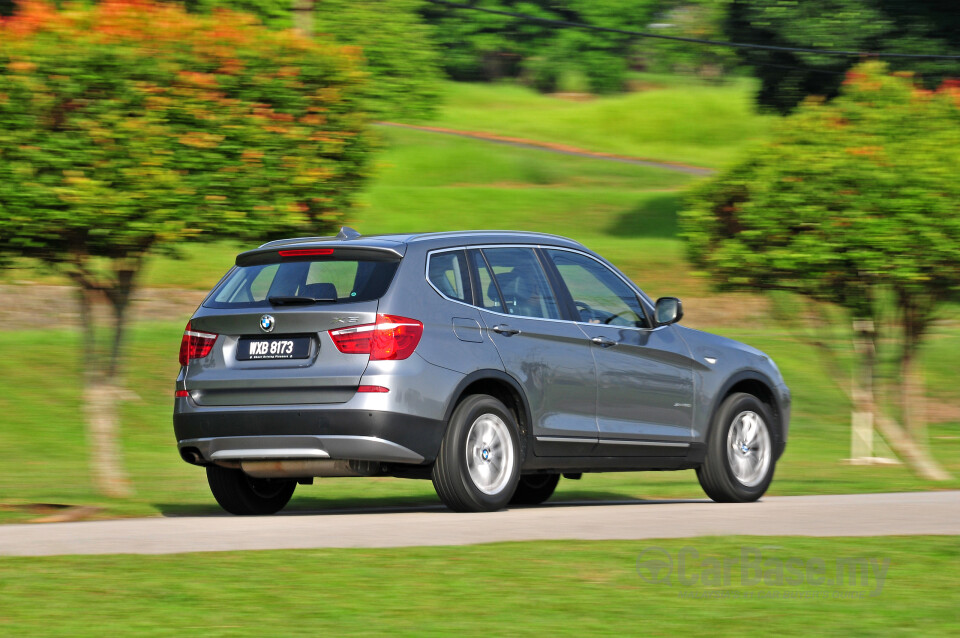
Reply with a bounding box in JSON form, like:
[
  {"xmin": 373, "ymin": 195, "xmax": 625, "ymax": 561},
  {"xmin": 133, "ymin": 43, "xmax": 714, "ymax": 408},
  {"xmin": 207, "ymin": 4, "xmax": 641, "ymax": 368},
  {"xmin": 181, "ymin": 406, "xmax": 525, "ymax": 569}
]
[{"xmin": 174, "ymin": 228, "xmax": 790, "ymax": 514}]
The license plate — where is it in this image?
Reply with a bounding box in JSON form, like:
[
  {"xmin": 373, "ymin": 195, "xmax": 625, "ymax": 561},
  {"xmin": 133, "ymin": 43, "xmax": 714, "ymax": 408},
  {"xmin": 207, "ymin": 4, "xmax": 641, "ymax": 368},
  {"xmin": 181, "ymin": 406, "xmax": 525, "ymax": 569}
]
[{"xmin": 237, "ymin": 336, "xmax": 311, "ymax": 361}]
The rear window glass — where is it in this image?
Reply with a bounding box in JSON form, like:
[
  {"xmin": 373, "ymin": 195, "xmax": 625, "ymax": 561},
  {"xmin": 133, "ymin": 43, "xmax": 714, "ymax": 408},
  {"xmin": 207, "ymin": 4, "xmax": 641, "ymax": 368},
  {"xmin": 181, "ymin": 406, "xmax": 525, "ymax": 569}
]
[{"xmin": 204, "ymin": 259, "xmax": 399, "ymax": 308}]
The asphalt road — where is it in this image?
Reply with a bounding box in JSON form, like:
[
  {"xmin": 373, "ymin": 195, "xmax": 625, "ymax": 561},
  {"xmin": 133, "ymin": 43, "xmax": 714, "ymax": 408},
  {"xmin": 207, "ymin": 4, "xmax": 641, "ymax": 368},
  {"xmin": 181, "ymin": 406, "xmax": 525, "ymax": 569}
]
[{"xmin": 1, "ymin": 491, "xmax": 957, "ymax": 557}]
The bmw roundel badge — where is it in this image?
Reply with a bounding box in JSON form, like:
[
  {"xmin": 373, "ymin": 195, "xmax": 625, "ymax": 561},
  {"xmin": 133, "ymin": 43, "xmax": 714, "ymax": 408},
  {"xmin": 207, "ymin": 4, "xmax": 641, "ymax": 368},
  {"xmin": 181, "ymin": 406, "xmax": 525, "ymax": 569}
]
[{"xmin": 259, "ymin": 314, "xmax": 275, "ymax": 333}]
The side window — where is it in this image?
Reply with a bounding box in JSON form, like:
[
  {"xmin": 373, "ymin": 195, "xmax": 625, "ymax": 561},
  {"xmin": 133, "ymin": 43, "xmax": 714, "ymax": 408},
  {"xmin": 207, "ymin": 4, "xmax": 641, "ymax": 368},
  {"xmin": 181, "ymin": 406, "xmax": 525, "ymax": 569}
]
[
  {"xmin": 428, "ymin": 250, "xmax": 471, "ymax": 303},
  {"xmin": 469, "ymin": 249, "xmax": 504, "ymax": 311},
  {"xmin": 481, "ymin": 247, "xmax": 561, "ymax": 320},
  {"xmin": 545, "ymin": 249, "xmax": 649, "ymax": 328}
]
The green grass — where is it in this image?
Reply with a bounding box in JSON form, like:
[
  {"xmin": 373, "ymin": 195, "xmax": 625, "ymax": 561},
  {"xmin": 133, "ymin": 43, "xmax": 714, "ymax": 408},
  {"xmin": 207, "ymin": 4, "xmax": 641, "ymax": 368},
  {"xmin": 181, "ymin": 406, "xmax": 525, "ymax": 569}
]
[
  {"xmin": 1, "ymin": 319, "xmax": 957, "ymax": 523},
  {"xmin": 1, "ymin": 536, "xmax": 958, "ymax": 636},
  {"xmin": 407, "ymin": 77, "xmax": 775, "ymax": 169}
]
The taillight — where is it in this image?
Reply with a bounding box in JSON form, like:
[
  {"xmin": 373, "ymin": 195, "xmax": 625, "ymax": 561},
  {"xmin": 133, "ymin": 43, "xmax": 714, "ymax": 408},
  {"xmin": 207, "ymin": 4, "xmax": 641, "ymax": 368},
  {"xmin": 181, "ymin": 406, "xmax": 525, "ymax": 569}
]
[
  {"xmin": 357, "ymin": 385, "xmax": 390, "ymax": 393},
  {"xmin": 179, "ymin": 321, "xmax": 219, "ymax": 366},
  {"xmin": 327, "ymin": 323, "xmax": 376, "ymax": 354},
  {"xmin": 329, "ymin": 314, "xmax": 423, "ymax": 361}
]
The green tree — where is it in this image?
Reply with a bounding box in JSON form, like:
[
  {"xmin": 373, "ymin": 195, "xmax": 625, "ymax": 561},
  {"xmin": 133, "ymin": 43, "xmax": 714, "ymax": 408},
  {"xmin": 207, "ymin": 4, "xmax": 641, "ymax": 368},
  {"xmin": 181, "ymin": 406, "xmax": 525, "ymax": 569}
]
[
  {"xmin": 638, "ymin": 1, "xmax": 739, "ymax": 79},
  {"xmin": 681, "ymin": 62, "xmax": 959, "ymax": 479},
  {"xmin": 421, "ymin": 1, "xmax": 660, "ymax": 94},
  {"xmin": 725, "ymin": 0, "xmax": 960, "ymax": 113},
  {"xmin": 314, "ymin": 0, "xmax": 442, "ymax": 120},
  {"xmin": 177, "ymin": 0, "xmax": 443, "ymax": 119},
  {"xmin": 0, "ymin": 0, "xmax": 373, "ymax": 495}
]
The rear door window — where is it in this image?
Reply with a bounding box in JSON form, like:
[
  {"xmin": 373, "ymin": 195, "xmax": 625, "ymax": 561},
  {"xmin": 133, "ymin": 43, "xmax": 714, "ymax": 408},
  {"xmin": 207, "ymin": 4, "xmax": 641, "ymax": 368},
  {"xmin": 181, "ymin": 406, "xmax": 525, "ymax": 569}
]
[
  {"xmin": 469, "ymin": 249, "xmax": 504, "ymax": 312},
  {"xmin": 477, "ymin": 247, "xmax": 561, "ymax": 320}
]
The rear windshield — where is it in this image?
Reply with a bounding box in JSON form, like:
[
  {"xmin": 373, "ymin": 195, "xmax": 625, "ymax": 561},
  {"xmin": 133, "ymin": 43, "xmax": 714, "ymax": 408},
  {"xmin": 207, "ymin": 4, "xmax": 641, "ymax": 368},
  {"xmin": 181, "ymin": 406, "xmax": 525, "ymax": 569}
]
[{"xmin": 204, "ymin": 258, "xmax": 400, "ymax": 309}]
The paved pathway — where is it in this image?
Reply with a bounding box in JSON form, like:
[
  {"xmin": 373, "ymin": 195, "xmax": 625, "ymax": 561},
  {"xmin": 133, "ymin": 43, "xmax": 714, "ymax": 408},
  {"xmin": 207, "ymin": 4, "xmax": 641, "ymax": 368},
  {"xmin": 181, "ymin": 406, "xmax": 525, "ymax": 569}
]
[
  {"xmin": 376, "ymin": 122, "xmax": 716, "ymax": 175},
  {"xmin": 1, "ymin": 491, "xmax": 957, "ymax": 556}
]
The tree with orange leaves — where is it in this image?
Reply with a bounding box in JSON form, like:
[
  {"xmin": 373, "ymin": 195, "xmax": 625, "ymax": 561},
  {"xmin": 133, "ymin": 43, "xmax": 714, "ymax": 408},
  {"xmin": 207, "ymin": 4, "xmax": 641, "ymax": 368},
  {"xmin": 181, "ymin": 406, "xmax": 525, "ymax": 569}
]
[{"xmin": 0, "ymin": 1, "xmax": 373, "ymax": 496}]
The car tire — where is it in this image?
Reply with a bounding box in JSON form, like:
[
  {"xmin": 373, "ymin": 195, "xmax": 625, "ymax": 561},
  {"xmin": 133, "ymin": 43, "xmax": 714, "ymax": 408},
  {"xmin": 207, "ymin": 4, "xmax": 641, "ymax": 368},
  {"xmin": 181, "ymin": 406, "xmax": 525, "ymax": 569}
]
[
  {"xmin": 432, "ymin": 394, "xmax": 521, "ymax": 512},
  {"xmin": 206, "ymin": 465, "xmax": 296, "ymax": 515},
  {"xmin": 697, "ymin": 392, "xmax": 777, "ymax": 503},
  {"xmin": 509, "ymin": 474, "xmax": 560, "ymax": 505}
]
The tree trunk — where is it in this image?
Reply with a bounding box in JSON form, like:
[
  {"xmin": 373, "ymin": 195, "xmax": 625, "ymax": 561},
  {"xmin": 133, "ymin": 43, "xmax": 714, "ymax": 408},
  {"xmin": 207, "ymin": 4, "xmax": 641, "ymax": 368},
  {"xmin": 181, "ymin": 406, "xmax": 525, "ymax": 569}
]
[
  {"xmin": 851, "ymin": 314, "xmax": 950, "ymax": 480},
  {"xmin": 292, "ymin": 0, "xmax": 315, "ymax": 38},
  {"xmin": 850, "ymin": 319, "xmax": 877, "ymax": 459},
  {"xmin": 83, "ymin": 378, "xmax": 133, "ymax": 498},
  {"xmin": 900, "ymin": 343, "xmax": 926, "ymax": 447},
  {"xmin": 76, "ymin": 279, "xmax": 131, "ymax": 496},
  {"xmin": 70, "ymin": 258, "xmax": 140, "ymax": 499},
  {"xmin": 875, "ymin": 414, "xmax": 951, "ymax": 481},
  {"xmin": 899, "ymin": 298, "xmax": 928, "ymax": 447},
  {"xmin": 76, "ymin": 285, "xmax": 97, "ymax": 374}
]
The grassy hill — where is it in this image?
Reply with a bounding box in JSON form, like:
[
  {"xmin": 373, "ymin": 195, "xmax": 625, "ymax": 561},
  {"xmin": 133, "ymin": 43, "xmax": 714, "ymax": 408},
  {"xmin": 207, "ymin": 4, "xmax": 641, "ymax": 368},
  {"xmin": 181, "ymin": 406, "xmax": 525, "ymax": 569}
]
[{"xmin": 412, "ymin": 76, "xmax": 776, "ymax": 169}]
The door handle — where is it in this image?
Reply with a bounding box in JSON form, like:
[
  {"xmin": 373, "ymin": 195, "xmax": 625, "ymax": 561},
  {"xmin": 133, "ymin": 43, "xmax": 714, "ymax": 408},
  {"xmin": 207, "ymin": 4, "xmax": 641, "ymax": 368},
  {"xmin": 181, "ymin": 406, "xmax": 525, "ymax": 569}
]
[
  {"xmin": 591, "ymin": 336, "xmax": 617, "ymax": 347},
  {"xmin": 492, "ymin": 324, "xmax": 521, "ymax": 336}
]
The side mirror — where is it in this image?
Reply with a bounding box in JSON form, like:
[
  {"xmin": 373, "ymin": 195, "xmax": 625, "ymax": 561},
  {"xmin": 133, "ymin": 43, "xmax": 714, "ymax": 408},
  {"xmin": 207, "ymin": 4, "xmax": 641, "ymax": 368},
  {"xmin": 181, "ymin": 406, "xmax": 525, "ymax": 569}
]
[{"xmin": 654, "ymin": 297, "xmax": 683, "ymax": 326}]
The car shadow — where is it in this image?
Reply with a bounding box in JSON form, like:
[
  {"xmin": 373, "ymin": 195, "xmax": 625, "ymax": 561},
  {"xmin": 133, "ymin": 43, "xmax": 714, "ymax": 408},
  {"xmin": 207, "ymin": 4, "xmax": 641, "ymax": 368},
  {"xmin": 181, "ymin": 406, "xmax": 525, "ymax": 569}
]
[{"xmin": 155, "ymin": 491, "xmax": 709, "ymax": 518}]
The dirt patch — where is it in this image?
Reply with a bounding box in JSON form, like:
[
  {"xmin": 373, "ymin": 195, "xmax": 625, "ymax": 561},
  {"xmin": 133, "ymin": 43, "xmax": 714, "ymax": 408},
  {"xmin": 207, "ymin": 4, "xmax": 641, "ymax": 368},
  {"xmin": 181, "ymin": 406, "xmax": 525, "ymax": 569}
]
[
  {"xmin": 925, "ymin": 400, "xmax": 960, "ymax": 425},
  {"xmin": 1, "ymin": 284, "xmax": 771, "ymax": 331},
  {"xmin": 626, "ymin": 80, "xmax": 667, "ymax": 93},
  {"xmin": 0, "ymin": 284, "xmax": 205, "ymax": 331},
  {"xmin": 678, "ymin": 294, "xmax": 771, "ymax": 329},
  {"xmin": 549, "ymin": 92, "xmax": 595, "ymax": 102},
  {"xmin": 0, "ymin": 503, "xmax": 103, "ymax": 523},
  {"xmin": 0, "ymin": 285, "xmax": 772, "ymax": 330}
]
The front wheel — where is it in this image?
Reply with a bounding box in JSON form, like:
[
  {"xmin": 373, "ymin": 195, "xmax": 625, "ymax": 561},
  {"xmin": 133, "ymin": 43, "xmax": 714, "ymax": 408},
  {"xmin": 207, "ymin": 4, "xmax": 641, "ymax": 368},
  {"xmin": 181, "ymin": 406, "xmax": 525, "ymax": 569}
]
[
  {"xmin": 697, "ymin": 392, "xmax": 777, "ymax": 503},
  {"xmin": 206, "ymin": 465, "xmax": 296, "ymax": 515},
  {"xmin": 432, "ymin": 394, "xmax": 521, "ymax": 512}
]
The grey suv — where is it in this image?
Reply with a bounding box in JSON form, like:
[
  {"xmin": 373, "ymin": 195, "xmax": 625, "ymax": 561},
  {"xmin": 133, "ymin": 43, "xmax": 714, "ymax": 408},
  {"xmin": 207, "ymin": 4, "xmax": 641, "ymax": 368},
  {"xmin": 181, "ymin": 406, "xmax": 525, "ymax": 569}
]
[{"xmin": 174, "ymin": 228, "xmax": 790, "ymax": 514}]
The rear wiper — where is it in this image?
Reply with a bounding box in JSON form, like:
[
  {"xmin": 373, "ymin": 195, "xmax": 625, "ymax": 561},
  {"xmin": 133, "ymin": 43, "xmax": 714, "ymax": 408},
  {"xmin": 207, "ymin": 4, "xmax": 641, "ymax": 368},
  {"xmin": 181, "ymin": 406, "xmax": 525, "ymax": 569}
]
[{"xmin": 268, "ymin": 295, "xmax": 336, "ymax": 305}]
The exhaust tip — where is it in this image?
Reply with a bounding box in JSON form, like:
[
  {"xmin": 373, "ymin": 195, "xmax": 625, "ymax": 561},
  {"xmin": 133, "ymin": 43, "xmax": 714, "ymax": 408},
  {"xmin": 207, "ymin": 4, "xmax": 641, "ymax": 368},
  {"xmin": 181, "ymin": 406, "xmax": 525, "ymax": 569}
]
[{"xmin": 179, "ymin": 447, "xmax": 204, "ymax": 465}]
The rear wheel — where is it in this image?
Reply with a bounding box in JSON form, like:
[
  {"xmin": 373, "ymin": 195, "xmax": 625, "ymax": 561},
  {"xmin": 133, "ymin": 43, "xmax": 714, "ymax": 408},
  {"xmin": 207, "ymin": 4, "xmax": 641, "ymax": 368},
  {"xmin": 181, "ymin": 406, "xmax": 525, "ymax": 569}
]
[
  {"xmin": 432, "ymin": 394, "xmax": 521, "ymax": 512},
  {"xmin": 206, "ymin": 465, "xmax": 296, "ymax": 515},
  {"xmin": 697, "ymin": 392, "xmax": 777, "ymax": 503},
  {"xmin": 510, "ymin": 474, "xmax": 560, "ymax": 505}
]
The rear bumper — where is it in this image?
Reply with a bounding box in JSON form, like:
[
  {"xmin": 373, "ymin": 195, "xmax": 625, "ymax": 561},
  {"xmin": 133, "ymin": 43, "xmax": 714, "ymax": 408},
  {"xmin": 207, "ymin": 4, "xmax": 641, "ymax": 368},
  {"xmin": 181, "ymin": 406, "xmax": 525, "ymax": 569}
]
[
  {"xmin": 180, "ymin": 434, "xmax": 427, "ymax": 464},
  {"xmin": 174, "ymin": 406, "xmax": 445, "ymax": 465}
]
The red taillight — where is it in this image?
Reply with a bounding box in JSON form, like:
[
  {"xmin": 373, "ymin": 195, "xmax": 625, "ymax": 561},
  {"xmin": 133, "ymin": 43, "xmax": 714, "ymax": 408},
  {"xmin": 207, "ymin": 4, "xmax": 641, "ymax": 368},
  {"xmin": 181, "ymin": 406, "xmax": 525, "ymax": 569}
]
[
  {"xmin": 175, "ymin": 390, "xmax": 190, "ymax": 398},
  {"xmin": 327, "ymin": 323, "xmax": 376, "ymax": 355},
  {"xmin": 371, "ymin": 315, "xmax": 424, "ymax": 360},
  {"xmin": 178, "ymin": 321, "xmax": 219, "ymax": 366},
  {"xmin": 278, "ymin": 248, "xmax": 334, "ymax": 257},
  {"xmin": 329, "ymin": 314, "xmax": 423, "ymax": 361},
  {"xmin": 357, "ymin": 385, "xmax": 390, "ymax": 393}
]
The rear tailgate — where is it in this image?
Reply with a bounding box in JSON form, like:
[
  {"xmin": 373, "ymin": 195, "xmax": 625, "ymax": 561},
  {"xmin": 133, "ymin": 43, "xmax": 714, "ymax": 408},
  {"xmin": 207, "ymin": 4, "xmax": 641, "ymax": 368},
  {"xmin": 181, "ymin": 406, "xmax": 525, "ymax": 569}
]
[{"xmin": 182, "ymin": 244, "xmax": 401, "ymax": 406}]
